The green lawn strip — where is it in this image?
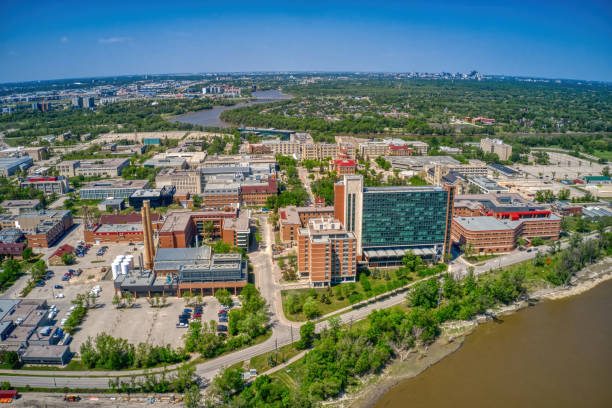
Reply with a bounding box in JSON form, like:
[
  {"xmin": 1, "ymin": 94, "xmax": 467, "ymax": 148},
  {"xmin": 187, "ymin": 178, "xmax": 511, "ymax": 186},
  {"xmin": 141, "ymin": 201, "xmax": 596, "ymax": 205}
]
[
  {"xmin": 465, "ymin": 254, "xmax": 499, "ymax": 263},
  {"xmin": 248, "ymin": 343, "xmax": 301, "ymax": 374},
  {"xmin": 281, "ymin": 270, "xmax": 420, "ymax": 322}
]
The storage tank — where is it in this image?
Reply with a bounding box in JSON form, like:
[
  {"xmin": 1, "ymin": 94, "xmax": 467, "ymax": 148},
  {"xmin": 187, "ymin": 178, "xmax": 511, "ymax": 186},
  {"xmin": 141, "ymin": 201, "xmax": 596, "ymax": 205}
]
[
  {"xmin": 120, "ymin": 261, "xmax": 129, "ymax": 275},
  {"xmin": 112, "ymin": 262, "xmax": 119, "ymax": 280},
  {"xmin": 125, "ymin": 255, "xmax": 134, "ymax": 268}
]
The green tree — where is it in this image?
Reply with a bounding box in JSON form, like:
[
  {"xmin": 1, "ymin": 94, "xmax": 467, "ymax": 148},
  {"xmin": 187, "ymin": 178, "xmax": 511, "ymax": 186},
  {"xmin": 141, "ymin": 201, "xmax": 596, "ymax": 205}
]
[
  {"xmin": 215, "ymin": 289, "xmax": 233, "ymax": 307},
  {"xmin": 21, "ymin": 247, "xmax": 34, "ymax": 261},
  {"xmin": 296, "ymin": 321, "xmax": 316, "ymax": 349},
  {"xmin": 184, "ymin": 384, "xmax": 202, "ymax": 408},
  {"xmin": 211, "ymin": 367, "xmax": 245, "ymax": 403},
  {"xmin": 61, "ymin": 252, "xmax": 75, "ymax": 265},
  {"xmin": 302, "ymin": 297, "xmax": 320, "ymax": 319}
]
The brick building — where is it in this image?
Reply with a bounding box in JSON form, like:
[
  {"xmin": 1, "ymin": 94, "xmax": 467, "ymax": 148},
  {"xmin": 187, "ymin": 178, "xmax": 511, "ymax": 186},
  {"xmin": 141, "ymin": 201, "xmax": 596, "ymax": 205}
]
[
  {"xmin": 158, "ymin": 209, "xmax": 243, "ymax": 249},
  {"xmin": 17, "ymin": 210, "xmax": 74, "ymax": 248},
  {"xmin": 240, "ymin": 179, "xmax": 278, "ymax": 206},
  {"xmin": 279, "ymin": 205, "xmax": 335, "ymax": 244},
  {"xmin": 297, "ymin": 217, "xmax": 356, "ymax": 287},
  {"xmin": 331, "ymin": 159, "xmax": 356, "ymax": 175}
]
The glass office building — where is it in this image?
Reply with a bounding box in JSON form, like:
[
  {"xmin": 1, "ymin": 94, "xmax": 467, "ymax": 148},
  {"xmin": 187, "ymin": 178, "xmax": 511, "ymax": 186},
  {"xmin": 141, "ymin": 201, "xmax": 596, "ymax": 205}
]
[
  {"xmin": 338, "ymin": 175, "xmax": 454, "ymax": 266},
  {"xmin": 361, "ymin": 186, "xmax": 450, "ymax": 248}
]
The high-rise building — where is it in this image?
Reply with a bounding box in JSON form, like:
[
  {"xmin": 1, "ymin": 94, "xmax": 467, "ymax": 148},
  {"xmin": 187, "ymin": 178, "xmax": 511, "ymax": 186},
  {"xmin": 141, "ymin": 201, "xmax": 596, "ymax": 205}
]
[
  {"xmin": 71, "ymin": 96, "xmax": 83, "ymax": 108},
  {"xmin": 334, "ymin": 175, "xmax": 454, "ymax": 266},
  {"xmin": 86, "ymin": 97, "xmax": 95, "ymax": 108},
  {"xmin": 298, "ymin": 217, "xmax": 356, "ymax": 286}
]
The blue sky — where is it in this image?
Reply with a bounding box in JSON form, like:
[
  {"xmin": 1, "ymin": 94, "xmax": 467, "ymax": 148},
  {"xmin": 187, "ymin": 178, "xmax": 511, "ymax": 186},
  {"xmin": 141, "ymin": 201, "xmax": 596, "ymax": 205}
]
[{"xmin": 1, "ymin": 0, "xmax": 611, "ymax": 82}]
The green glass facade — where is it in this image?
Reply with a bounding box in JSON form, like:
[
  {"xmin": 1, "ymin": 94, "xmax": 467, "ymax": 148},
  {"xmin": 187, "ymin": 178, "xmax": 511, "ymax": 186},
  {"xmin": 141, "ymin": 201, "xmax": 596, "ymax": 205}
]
[{"xmin": 361, "ymin": 187, "xmax": 450, "ymax": 249}]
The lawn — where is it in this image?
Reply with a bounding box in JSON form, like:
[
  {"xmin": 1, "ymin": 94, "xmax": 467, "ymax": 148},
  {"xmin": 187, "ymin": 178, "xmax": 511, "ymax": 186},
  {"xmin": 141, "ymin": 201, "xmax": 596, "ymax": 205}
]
[
  {"xmin": 465, "ymin": 254, "xmax": 499, "ymax": 263},
  {"xmin": 592, "ymin": 150, "xmax": 612, "ymax": 162},
  {"xmin": 248, "ymin": 343, "xmax": 302, "ymax": 374},
  {"xmin": 281, "ymin": 268, "xmax": 423, "ymax": 322}
]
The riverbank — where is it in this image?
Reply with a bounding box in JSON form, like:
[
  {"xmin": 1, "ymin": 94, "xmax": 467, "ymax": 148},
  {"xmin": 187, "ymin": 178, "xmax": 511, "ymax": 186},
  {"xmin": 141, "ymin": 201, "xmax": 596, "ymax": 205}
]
[{"xmin": 337, "ymin": 256, "xmax": 612, "ymax": 408}]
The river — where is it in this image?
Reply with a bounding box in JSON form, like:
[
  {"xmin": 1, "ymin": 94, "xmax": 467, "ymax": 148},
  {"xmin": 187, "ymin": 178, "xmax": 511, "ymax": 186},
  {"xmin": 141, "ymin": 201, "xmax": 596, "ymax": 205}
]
[
  {"xmin": 169, "ymin": 89, "xmax": 291, "ymax": 128},
  {"xmin": 374, "ymin": 279, "xmax": 612, "ymax": 408}
]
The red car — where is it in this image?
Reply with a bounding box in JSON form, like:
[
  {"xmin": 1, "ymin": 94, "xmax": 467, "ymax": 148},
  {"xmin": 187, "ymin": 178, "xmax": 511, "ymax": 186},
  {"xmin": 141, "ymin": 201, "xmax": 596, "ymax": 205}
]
[{"xmin": 218, "ymin": 310, "xmax": 228, "ymax": 316}]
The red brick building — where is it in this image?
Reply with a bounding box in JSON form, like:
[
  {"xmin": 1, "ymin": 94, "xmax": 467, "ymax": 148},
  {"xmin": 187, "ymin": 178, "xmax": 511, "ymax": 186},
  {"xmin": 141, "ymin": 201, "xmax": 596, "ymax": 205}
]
[
  {"xmin": 158, "ymin": 209, "xmax": 243, "ymax": 249},
  {"xmin": 241, "ymin": 179, "xmax": 278, "ymax": 206},
  {"xmin": 297, "ymin": 217, "xmax": 356, "ymax": 286},
  {"xmin": 331, "ymin": 159, "xmax": 356, "ymax": 175}
]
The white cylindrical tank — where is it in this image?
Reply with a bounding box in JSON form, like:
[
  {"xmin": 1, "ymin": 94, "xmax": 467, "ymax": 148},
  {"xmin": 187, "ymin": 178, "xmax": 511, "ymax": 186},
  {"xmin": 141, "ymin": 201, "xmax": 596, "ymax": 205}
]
[
  {"xmin": 111, "ymin": 261, "xmax": 120, "ymax": 279},
  {"xmin": 120, "ymin": 261, "xmax": 129, "ymax": 275},
  {"xmin": 125, "ymin": 255, "xmax": 134, "ymax": 268}
]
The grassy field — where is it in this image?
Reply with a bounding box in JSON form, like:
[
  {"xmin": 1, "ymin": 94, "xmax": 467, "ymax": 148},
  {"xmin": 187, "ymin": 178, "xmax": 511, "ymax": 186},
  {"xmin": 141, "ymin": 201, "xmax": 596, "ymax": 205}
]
[
  {"xmin": 592, "ymin": 150, "xmax": 612, "ymax": 162},
  {"xmin": 281, "ymin": 269, "xmax": 420, "ymax": 322},
  {"xmin": 248, "ymin": 343, "xmax": 302, "ymax": 374},
  {"xmin": 465, "ymin": 254, "xmax": 499, "ymax": 263}
]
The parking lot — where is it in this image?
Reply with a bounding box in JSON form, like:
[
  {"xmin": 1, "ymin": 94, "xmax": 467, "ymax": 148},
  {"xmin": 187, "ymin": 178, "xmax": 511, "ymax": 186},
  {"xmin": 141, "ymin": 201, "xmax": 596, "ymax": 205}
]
[
  {"xmin": 10, "ymin": 219, "xmax": 241, "ymax": 358},
  {"xmin": 518, "ymin": 152, "xmax": 606, "ymax": 180}
]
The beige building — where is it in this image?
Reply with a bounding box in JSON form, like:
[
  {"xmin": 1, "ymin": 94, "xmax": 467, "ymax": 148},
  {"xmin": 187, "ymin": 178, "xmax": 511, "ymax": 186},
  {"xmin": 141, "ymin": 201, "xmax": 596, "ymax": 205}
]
[
  {"xmin": 56, "ymin": 158, "xmax": 130, "ymax": 177},
  {"xmin": 359, "ymin": 141, "xmax": 389, "ymax": 159},
  {"xmin": 480, "ymin": 138, "xmax": 512, "ymax": 161},
  {"xmin": 155, "ymin": 168, "xmax": 202, "ymax": 195}
]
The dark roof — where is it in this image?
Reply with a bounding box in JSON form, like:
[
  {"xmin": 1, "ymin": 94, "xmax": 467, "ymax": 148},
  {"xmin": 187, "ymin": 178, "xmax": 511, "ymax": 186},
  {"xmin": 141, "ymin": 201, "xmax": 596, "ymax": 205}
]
[{"xmin": 99, "ymin": 212, "xmax": 161, "ymax": 224}]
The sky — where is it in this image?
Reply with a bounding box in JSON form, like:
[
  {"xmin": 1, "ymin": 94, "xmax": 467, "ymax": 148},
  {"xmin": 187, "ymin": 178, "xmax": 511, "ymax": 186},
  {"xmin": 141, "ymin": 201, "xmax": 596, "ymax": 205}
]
[{"xmin": 1, "ymin": 0, "xmax": 611, "ymax": 83}]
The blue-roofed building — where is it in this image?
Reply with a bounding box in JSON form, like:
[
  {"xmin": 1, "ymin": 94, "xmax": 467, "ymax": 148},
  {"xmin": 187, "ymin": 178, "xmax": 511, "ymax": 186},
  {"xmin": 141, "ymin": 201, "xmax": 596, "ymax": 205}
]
[{"xmin": 0, "ymin": 156, "xmax": 33, "ymax": 177}]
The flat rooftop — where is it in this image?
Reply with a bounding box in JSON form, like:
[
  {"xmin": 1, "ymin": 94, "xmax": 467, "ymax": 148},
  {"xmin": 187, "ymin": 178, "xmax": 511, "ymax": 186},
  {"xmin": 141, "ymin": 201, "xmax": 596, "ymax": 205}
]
[
  {"xmin": 80, "ymin": 179, "xmax": 149, "ymax": 190},
  {"xmin": 96, "ymin": 224, "xmax": 142, "ymax": 233},
  {"xmin": 454, "ymin": 216, "xmax": 520, "ymax": 232},
  {"xmin": 223, "ymin": 211, "xmax": 250, "ymax": 232},
  {"xmin": 0, "ymin": 199, "xmax": 40, "ymax": 208}
]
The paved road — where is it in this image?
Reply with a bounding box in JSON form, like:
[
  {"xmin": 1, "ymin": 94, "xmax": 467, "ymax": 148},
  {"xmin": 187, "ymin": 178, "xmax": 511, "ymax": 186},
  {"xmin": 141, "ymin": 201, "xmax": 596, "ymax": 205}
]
[{"xmin": 2, "ymin": 231, "xmax": 604, "ymax": 388}]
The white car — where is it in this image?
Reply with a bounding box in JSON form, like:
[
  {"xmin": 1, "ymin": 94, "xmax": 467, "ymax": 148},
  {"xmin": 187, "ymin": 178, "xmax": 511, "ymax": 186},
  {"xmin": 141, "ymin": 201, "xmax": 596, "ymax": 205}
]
[
  {"xmin": 70, "ymin": 305, "xmax": 76, "ymax": 311},
  {"xmin": 55, "ymin": 294, "xmax": 64, "ymax": 299},
  {"xmin": 60, "ymin": 318, "xmax": 67, "ymax": 326}
]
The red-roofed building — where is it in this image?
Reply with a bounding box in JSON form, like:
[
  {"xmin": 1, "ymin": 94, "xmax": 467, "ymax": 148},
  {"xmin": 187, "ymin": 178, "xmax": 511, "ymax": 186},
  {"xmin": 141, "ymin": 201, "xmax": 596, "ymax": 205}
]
[
  {"xmin": 49, "ymin": 244, "xmax": 75, "ymax": 265},
  {"xmin": 241, "ymin": 179, "xmax": 278, "ymax": 206},
  {"xmin": 332, "ymin": 159, "xmax": 356, "ymax": 175},
  {"xmin": 388, "ymin": 144, "xmax": 413, "ymax": 156}
]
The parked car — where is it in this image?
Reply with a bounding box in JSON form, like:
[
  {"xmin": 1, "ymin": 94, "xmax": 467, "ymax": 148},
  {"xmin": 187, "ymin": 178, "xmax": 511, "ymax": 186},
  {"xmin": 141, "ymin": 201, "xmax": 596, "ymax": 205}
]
[
  {"xmin": 61, "ymin": 276, "xmax": 70, "ymax": 281},
  {"xmin": 176, "ymin": 322, "xmax": 189, "ymax": 328},
  {"xmin": 36, "ymin": 282, "xmax": 45, "ymax": 287},
  {"xmin": 217, "ymin": 324, "xmax": 228, "ymax": 332},
  {"xmin": 219, "ymin": 316, "xmax": 228, "ymax": 323},
  {"xmin": 184, "ymin": 308, "xmax": 192, "ymax": 313},
  {"xmin": 55, "ymin": 294, "xmax": 64, "ymax": 299},
  {"xmin": 54, "ymin": 285, "xmax": 63, "ymax": 289},
  {"xmin": 218, "ymin": 310, "xmax": 228, "ymax": 315}
]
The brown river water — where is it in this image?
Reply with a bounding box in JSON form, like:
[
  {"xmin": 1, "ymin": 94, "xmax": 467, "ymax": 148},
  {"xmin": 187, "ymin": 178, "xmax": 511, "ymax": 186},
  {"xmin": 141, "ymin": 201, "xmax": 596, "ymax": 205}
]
[{"xmin": 374, "ymin": 279, "xmax": 612, "ymax": 408}]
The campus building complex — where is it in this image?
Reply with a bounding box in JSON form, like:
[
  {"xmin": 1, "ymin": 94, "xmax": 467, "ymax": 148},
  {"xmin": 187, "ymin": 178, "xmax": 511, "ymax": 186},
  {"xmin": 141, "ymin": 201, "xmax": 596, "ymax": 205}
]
[
  {"xmin": 56, "ymin": 158, "xmax": 130, "ymax": 177},
  {"xmin": 78, "ymin": 179, "xmax": 150, "ymax": 200},
  {"xmin": 20, "ymin": 176, "xmax": 69, "ymax": 194},
  {"xmin": 158, "ymin": 209, "xmax": 250, "ymax": 250},
  {"xmin": 334, "ymin": 175, "xmax": 454, "ymax": 266},
  {"xmin": 450, "ymin": 193, "xmax": 561, "ymax": 253}
]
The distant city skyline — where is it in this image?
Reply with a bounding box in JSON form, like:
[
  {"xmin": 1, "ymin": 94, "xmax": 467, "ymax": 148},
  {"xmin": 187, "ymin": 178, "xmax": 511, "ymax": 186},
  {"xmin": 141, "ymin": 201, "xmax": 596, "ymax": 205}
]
[{"xmin": 1, "ymin": 0, "xmax": 611, "ymax": 83}]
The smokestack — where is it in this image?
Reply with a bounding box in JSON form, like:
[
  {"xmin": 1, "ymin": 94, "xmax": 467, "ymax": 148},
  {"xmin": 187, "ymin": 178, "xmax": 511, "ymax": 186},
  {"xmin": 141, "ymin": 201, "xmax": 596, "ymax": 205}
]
[
  {"xmin": 142, "ymin": 201, "xmax": 154, "ymax": 270},
  {"xmin": 145, "ymin": 200, "xmax": 156, "ymax": 262}
]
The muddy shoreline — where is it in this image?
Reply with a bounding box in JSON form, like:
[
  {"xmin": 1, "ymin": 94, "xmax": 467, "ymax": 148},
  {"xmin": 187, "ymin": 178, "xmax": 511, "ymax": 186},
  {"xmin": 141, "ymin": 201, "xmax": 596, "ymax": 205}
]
[{"xmin": 342, "ymin": 257, "xmax": 612, "ymax": 408}]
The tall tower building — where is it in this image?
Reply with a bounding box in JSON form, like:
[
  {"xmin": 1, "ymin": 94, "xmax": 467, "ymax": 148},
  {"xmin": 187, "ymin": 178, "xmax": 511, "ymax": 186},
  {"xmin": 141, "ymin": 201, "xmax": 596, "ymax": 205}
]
[{"xmin": 334, "ymin": 175, "xmax": 454, "ymax": 266}]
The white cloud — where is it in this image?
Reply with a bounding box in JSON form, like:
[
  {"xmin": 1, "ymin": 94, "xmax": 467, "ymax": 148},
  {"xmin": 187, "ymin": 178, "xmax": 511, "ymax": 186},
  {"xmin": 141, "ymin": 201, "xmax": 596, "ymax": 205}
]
[
  {"xmin": 98, "ymin": 36, "xmax": 128, "ymax": 44},
  {"xmin": 60, "ymin": 36, "xmax": 69, "ymax": 43}
]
